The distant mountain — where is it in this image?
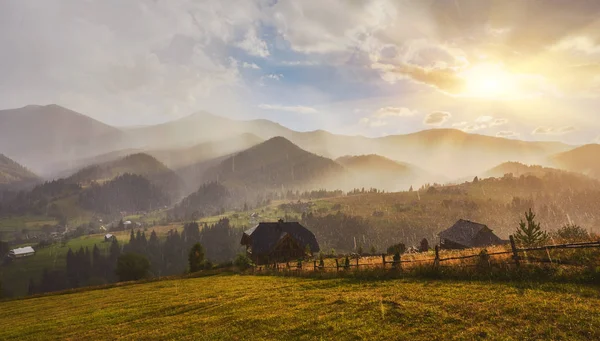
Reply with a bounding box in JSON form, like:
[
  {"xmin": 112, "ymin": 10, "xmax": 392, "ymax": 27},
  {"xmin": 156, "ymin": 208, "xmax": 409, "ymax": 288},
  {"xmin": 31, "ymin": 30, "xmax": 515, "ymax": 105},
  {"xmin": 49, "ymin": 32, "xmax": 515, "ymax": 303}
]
[
  {"xmin": 67, "ymin": 153, "xmax": 184, "ymax": 200},
  {"xmin": 550, "ymin": 144, "xmax": 600, "ymax": 179},
  {"xmin": 150, "ymin": 133, "xmax": 264, "ymax": 169},
  {"xmin": 484, "ymin": 161, "xmax": 569, "ymax": 179},
  {"xmin": 0, "ymin": 154, "xmax": 40, "ymax": 189},
  {"xmin": 0, "ymin": 104, "xmax": 126, "ymax": 176},
  {"xmin": 202, "ymin": 136, "xmax": 345, "ymax": 189},
  {"xmin": 2, "ymin": 104, "xmax": 572, "ymax": 182},
  {"xmin": 336, "ymin": 154, "xmax": 423, "ymax": 191}
]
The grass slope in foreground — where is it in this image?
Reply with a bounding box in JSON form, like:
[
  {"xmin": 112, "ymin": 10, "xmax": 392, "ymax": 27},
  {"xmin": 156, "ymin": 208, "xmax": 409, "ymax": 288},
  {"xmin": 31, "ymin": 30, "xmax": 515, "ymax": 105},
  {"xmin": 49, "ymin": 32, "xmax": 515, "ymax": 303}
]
[{"xmin": 1, "ymin": 275, "xmax": 599, "ymax": 340}]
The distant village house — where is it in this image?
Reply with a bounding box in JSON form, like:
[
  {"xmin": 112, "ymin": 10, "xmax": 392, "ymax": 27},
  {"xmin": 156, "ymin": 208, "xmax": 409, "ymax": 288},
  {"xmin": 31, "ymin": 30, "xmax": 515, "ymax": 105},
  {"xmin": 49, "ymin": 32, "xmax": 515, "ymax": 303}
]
[
  {"xmin": 438, "ymin": 219, "xmax": 504, "ymax": 249},
  {"xmin": 9, "ymin": 246, "xmax": 35, "ymax": 258},
  {"xmin": 240, "ymin": 220, "xmax": 320, "ymax": 265},
  {"xmin": 104, "ymin": 234, "xmax": 115, "ymax": 242}
]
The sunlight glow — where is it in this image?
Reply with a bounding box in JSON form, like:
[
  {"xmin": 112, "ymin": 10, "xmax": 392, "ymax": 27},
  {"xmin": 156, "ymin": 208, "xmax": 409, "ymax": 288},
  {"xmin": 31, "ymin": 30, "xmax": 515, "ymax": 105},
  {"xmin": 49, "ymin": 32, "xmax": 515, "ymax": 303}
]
[{"xmin": 461, "ymin": 63, "xmax": 518, "ymax": 99}]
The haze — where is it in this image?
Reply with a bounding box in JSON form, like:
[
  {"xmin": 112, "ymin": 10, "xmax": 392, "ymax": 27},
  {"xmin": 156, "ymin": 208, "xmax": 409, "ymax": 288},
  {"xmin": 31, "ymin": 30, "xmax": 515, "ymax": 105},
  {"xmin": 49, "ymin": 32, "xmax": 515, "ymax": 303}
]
[{"xmin": 1, "ymin": 0, "xmax": 599, "ymax": 145}]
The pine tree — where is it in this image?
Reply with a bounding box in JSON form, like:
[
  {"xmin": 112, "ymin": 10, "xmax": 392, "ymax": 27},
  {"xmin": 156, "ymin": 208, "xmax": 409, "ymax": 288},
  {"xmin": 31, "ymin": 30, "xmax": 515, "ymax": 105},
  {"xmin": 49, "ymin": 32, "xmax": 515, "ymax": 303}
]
[
  {"xmin": 188, "ymin": 243, "xmax": 205, "ymax": 273},
  {"xmin": 514, "ymin": 208, "xmax": 548, "ymax": 247},
  {"xmin": 28, "ymin": 278, "xmax": 36, "ymax": 295}
]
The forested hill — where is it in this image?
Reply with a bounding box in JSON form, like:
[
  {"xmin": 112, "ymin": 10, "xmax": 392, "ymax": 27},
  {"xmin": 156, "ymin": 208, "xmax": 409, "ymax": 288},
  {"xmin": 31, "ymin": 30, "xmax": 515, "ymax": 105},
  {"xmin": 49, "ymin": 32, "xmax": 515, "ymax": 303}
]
[
  {"xmin": 202, "ymin": 136, "xmax": 345, "ymax": 190},
  {"xmin": 67, "ymin": 153, "xmax": 184, "ymax": 199},
  {"xmin": 0, "ymin": 154, "xmax": 40, "ymax": 190}
]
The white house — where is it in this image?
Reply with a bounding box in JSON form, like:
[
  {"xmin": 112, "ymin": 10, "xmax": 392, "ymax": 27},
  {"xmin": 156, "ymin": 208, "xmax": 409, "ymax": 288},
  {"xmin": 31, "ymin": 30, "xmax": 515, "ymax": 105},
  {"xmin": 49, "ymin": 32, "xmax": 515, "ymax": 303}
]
[
  {"xmin": 104, "ymin": 233, "xmax": 115, "ymax": 242},
  {"xmin": 123, "ymin": 220, "xmax": 132, "ymax": 227},
  {"xmin": 9, "ymin": 246, "xmax": 35, "ymax": 258}
]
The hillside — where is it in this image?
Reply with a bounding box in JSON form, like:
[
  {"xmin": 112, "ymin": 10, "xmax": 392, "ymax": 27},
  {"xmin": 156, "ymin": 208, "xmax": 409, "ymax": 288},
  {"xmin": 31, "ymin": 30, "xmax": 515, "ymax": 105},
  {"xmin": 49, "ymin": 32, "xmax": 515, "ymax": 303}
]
[
  {"xmin": 483, "ymin": 161, "xmax": 570, "ymax": 179},
  {"xmin": 1, "ymin": 275, "xmax": 599, "ymax": 340},
  {"xmin": 0, "ymin": 154, "xmax": 40, "ymax": 189},
  {"xmin": 336, "ymin": 154, "xmax": 423, "ymax": 191},
  {"xmin": 202, "ymin": 136, "xmax": 345, "ymax": 189},
  {"xmin": 0, "ymin": 105, "xmax": 126, "ymax": 176},
  {"xmin": 550, "ymin": 144, "xmax": 600, "ymax": 179},
  {"xmin": 67, "ymin": 153, "xmax": 184, "ymax": 199}
]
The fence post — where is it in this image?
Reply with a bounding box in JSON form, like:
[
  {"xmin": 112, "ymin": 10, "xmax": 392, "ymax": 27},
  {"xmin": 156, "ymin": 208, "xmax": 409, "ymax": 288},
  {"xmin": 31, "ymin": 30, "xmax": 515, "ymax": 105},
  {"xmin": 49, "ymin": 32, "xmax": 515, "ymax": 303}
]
[
  {"xmin": 434, "ymin": 245, "xmax": 440, "ymax": 267},
  {"xmin": 335, "ymin": 258, "xmax": 339, "ymax": 271},
  {"xmin": 398, "ymin": 254, "xmax": 402, "ymax": 271},
  {"xmin": 509, "ymin": 235, "xmax": 520, "ymax": 268},
  {"xmin": 313, "ymin": 260, "xmax": 317, "ymax": 271},
  {"xmin": 356, "ymin": 257, "xmax": 359, "ymax": 269},
  {"xmin": 381, "ymin": 253, "xmax": 386, "ymax": 269}
]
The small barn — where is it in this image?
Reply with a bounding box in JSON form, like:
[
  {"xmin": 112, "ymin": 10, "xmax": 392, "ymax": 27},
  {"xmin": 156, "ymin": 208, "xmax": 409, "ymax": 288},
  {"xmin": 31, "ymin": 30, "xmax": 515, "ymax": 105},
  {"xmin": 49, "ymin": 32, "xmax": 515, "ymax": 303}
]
[
  {"xmin": 240, "ymin": 220, "xmax": 320, "ymax": 265},
  {"xmin": 8, "ymin": 246, "xmax": 35, "ymax": 258},
  {"xmin": 104, "ymin": 234, "xmax": 115, "ymax": 242},
  {"xmin": 438, "ymin": 219, "xmax": 503, "ymax": 249}
]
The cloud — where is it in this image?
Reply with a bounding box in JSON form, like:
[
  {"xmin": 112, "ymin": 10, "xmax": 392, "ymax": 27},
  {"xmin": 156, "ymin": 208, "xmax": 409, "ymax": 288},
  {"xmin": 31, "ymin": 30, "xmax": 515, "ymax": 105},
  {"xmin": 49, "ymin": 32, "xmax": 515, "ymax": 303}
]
[
  {"xmin": 236, "ymin": 29, "xmax": 270, "ymax": 57},
  {"xmin": 496, "ymin": 131, "xmax": 520, "ymax": 139},
  {"xmin": 463, "ymin": 124, "xmax": 487, "ymax": 132},
  {"xmin": 359, "ymin": 117, "xmax": 387, "ymax": 128},
  {"xmin": 424, "ymin": 111, "xmax": 451, "ymax": 126},
  {"xmin": 475, "ymin": 116, "xmax": 493, "ymax": 123},
  {"xmin": 551, "ymin": 36, "xmax": 600, "ymax": 55},
  {"xmin": 258, "ymin": 104, "xmax": 317, "ymax": 114},
  {"xmin": 489, "ymin": 118, "xmax": 508, "ymax": 127},
  {"xmin": 532, "ymin": 126, "xmax": 576, "ymax": 135},
  {"xmin": 372, "ymin": 62, "xmax": 465, "ymax": 94},
  {"xmin": 373, "ymin": 106, "xmax": 416, "ymax": 118},
  {"xmin": 265, "ymin": 74, "xmax": 283, "ymax": 81},
  {"xmin": 242, "ymin": 62, "xmax": 260, "ymax": 69}
]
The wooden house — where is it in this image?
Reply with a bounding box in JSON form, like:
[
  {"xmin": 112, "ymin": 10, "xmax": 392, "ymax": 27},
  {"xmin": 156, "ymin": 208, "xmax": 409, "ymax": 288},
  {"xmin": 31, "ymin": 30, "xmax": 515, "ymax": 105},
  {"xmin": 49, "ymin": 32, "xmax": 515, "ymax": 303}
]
[
  {"xmin": 438, "ymin": 219, "xmax": 504, "ymax": 249},
  {"xmin": 240, "ymin": 220, "xmax": 320, "ymax": 265}
]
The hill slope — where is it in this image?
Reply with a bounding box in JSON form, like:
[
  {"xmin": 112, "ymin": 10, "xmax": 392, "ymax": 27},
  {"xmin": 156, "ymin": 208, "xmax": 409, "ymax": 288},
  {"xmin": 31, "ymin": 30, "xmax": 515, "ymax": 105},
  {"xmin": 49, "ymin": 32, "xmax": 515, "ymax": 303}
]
[
  {"xmin": 1, "ymin": 275, "xmax": 598, "ymax": 340},
  {"xmin": 336, "ymin": 154, "xmax": 423, "ymax": 191},
  {"xmin": 0, "ymin": 154, "xmax": 40, "ymax": 189},
  {"xmin": 550, "ymin": 144, "xmax": 600, "ymax": 179},
  {"xmin": 67, "ymin": 153, "xmax": 184, "ymax": 199},
  {"xmin": 484, "ymin": 161, "xmax": 570, "ymax": 179},
  {"xmin": 202, "ymin": 136, "xmax": 345, "ymax": 189}
]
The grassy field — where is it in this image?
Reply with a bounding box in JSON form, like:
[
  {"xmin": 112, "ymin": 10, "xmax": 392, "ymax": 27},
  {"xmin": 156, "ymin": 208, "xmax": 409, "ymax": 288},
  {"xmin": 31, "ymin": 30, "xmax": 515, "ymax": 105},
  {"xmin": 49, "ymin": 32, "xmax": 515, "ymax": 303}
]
[{"xmin": 1, "ymin": 274, "xmax": 599, "ymax": 340}]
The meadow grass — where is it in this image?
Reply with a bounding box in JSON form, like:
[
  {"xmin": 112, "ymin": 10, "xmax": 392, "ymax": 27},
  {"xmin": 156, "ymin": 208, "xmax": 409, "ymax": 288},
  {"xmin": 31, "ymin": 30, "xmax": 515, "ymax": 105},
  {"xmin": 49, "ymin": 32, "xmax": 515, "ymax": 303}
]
[{"xmin": 1, "ymin": 274, "xmax": 599, "ymax": 340}]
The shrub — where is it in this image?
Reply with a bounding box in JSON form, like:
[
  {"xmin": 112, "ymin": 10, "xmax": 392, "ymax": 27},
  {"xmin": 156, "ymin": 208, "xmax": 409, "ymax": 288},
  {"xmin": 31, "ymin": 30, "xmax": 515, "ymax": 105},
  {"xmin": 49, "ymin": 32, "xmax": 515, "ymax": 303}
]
[
  {"xmin": 233, "ymin": 254, "xmax": 253, "ymax": 270},
  {"xmin": 554, "ymin": 224, "xmax": 589, "ymax": 242},
  {"xmin": 387, "ymin": 242, "xmax": 406, "ymax": 255}
]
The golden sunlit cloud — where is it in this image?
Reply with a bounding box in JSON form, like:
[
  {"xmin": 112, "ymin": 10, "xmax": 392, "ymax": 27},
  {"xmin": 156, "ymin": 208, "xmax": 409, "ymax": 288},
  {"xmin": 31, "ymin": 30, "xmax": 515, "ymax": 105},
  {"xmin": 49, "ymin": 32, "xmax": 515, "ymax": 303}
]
[{"xmin": 460, "ymin": 63, "xmax": 517, "ymax": 99}]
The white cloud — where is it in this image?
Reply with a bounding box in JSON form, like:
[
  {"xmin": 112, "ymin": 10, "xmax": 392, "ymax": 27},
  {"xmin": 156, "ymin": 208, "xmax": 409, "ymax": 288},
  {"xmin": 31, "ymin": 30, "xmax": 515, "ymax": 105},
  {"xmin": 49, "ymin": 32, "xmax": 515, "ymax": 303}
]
[
  {"xmin": 424, "ymin": 111, "xmax": 451, "ymax": 126},
  {"xmin": 359, "ymin": 117, "xmax": 387, "ymax": 128},
  {"xmin": 258, "ymin": 104, "xmax": 317, "ymax": 114},
  {"xmin": 532, "ymin": 126, "xmax": 576, "ymax": 135},
  {"xmin": 463, "ymin": 124, "xmax": 487, "ymax": 132},
  {"xmin": 236, "ymin": 29, "xmax": 270, "ymax": 57},
  {"xmin": 475, "ymin": 116, "xmax": 494, "ymax": 123},
  {"xmin": 452, "ymin": 121, "xmax": 467, "ymax": 127},
  {"xmin": 242, "ymin": 62, "xmax": 260, "ymax": 69},
  {"xmin": 373, "ymin": 106, "xmax": 416, "ymax": 118},
  {"xmin": 551, "ymin": 36, "xmax": 600, "ymax": 55},
  {"xmin": 496, "ymin": 131, "xmax": 520, "ymax": 138},
  {"xmin": 489, "ymin": 118, "xmax": 508, "ymax": 127},
  {"xmin": 265, "ymin": 74, "xmax": 283, "ymax": 81}
]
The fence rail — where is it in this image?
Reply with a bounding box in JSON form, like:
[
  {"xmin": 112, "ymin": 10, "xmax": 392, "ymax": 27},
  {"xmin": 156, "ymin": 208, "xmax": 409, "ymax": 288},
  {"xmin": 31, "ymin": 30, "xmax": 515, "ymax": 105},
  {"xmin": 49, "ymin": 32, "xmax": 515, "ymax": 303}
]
[{"xmin": 254, "ymin": 236, "xmax": 600, "ymax": 273}]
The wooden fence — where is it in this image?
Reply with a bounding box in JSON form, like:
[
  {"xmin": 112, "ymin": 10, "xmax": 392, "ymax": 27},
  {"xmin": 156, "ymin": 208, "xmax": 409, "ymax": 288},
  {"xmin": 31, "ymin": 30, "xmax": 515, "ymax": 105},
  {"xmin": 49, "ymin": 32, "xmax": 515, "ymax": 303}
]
[{"xmin": 254, "ymin": 236, "xmax": 600, "ymax": 273}]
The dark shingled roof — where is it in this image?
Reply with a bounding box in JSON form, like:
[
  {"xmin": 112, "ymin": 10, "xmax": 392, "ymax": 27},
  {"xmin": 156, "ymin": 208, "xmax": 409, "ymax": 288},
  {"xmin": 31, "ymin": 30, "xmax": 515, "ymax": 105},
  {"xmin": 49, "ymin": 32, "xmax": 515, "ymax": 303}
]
[
  {"xmin": 241, "ymin": 221, "xmax": 320, "ymax": 255},
  {"xmin": 438, "ymin": 219, "xmax": 494, "ymax": 248}
]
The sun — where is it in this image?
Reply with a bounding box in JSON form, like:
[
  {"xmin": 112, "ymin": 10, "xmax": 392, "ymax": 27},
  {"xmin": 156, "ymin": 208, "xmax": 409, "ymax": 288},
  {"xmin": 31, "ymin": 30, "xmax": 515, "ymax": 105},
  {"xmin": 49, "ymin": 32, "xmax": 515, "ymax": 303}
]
[{"xmin": 461, "ymin": 63, "xmax": 517, "ymax": 99}]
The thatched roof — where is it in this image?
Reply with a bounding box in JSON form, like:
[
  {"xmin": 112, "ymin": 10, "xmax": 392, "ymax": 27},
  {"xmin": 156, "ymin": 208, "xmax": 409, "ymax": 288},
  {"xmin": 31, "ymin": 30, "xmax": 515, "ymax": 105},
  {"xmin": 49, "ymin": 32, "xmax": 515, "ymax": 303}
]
[
  {"xmin": 438, "ymin": 219, "xmax": 495, "ymax": 248},
  {"xmin": 241, "ymin": 221, "xmax": 320, "ymax": 255}
]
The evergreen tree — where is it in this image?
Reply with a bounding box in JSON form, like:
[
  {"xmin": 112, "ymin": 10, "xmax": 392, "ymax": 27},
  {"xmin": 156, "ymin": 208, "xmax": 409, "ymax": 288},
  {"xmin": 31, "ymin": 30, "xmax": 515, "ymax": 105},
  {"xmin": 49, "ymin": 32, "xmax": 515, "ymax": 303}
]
[
  {"xmin": 147, "ymin": 230, "xmax": 161, "ymax": 276},
  {"xmin": 514, "ymin": 208, "xmax": 548, "ymax": 247},
  {"xmin": 115, "ymin": 253, "xmax": 150, "ymax": 282},
  {"xmin": 188, "ymin": 243, "xmax": 205, "ymax": 273},
  {"xmin": 28, "ymin": 278, "xmax": 36, "ymax": 295}
]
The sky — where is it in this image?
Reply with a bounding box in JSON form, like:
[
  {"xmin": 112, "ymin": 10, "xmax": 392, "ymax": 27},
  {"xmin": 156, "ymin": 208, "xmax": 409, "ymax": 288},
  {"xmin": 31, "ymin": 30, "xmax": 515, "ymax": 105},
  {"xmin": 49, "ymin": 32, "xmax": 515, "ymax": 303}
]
[{"xmin": 1, "ymin": 0, "xmax": 599, "ymax": 144}]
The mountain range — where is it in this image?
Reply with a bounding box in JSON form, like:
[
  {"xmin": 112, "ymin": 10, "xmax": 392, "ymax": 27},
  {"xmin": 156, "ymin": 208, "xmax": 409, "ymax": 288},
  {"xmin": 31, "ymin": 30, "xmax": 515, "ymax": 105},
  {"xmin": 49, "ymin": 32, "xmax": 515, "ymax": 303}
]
[
  {"xmin": 1, "ymin": 104, "xmax": 597, "ymax": 188},
  {"xmin": 0, "ymin": 154, "xmax": 40, "ymax": 190}
]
